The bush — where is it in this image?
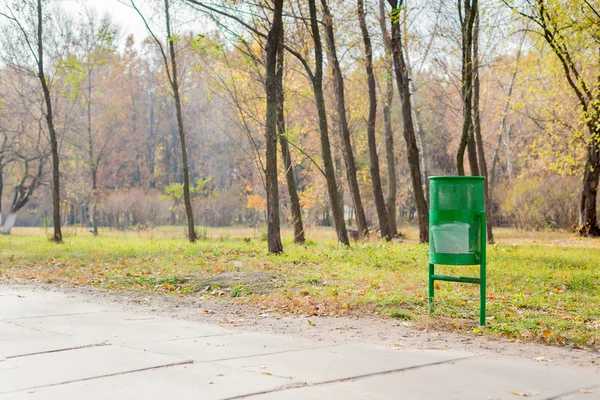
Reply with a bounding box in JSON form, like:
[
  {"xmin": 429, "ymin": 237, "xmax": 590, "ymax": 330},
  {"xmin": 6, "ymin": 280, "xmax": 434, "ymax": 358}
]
[
  {"xmin": 100, "ymin": 189, "xmax": 171, "ymax": 229},
  {"xmin": 500, "ymin": 176, "xmax": 579, "ymax": 231}
]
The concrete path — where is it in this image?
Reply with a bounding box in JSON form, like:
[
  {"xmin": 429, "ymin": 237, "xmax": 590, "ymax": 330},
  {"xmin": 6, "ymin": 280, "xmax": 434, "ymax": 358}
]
[{"xmin": 1, "ymin": 287, "xmax": 599, "ymax": 400}]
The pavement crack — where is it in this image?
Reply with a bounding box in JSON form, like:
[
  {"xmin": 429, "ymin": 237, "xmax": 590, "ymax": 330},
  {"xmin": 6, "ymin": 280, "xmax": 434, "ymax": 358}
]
[
  {"xmin": 4, "ymin": 310, "xmax": 111, "ymax": 321},
  {"xmin": 206, "ymin": 343, "xmax": 340, "ymax": 363},
  {"xmin": 546, "ymin": 383, "xmax": 600, "ymax": 400},
  {"xmin": 6, "ymin": 342, "xmax": 111, "ymax": 359},
  {"xmin": 222, "ymin": 355, "xmax": 477, "ymax": 400},
  {"xmin": 2, "ymin": 359, "xmax": 194, "ymax": 395}
]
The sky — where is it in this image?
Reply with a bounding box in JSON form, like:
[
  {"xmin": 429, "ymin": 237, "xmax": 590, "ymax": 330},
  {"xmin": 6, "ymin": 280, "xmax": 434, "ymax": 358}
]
[{"xmin": 79, "ymin": 0, "xmax": 150, "ymax": 43}]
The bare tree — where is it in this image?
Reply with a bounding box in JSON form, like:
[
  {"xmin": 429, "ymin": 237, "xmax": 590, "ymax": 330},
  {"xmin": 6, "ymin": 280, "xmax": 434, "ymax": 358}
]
[
  {"xmin": 456, "ymin": 0, "xmax": 479, "ymax": 176},
  {"xmin": 1, "ymin": 0, "xmax": 65, "ymax": 242},
  {"xmin": 378, "ymin": 0, "xmax": 398, "ymax": 236},
  {"xmin": 277, "ymin": 30, "xmax": 306, "ymax": 245},
  {"xmin": 265, "ymin": 0, "xmax": 284, "ymax": 253},
  {"xmin": 358, "ymin": 0, "xmax": 391, "ymax": 241},
  {"xmin": 386, "ymin": 0, "xmax": 429, "ymax": 242},
  {"xmin": 472, "ymin": 10, "xmax": 493, "ymax": 242},
  {"xmin": 321, "ymin": 0, "xmax": 369, "ymax": 238},
  {"xmin": 130, "ymin": 0, "xmax": 196, "ymax": 242}
]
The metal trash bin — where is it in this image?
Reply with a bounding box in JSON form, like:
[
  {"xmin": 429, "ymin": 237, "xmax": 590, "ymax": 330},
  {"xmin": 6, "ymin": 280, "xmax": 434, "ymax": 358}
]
[{"xmin": 428, "ymin": 176, "xmax": 487, "ymax": 326}]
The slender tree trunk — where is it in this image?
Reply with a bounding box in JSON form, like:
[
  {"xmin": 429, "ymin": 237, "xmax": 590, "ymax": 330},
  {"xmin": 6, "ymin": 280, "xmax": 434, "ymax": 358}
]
[
  {"xmin": 378, "ymin": 0, "xmax": 398, "ymax": 236},
  {"xmin": 490, "ymin": 31, "xmax": 525, "ymax": 185},
  {"xmin": 265, "ymin": 0, "xmax": 284, "ymax": 254},
  {"xmin": 91, "ymin": 167, "xmax": 99, "ymax": 235},
  {"xmin": 456, "ymin": 0, "xmax": 478, "ymax": 176},
  {"xmin": 358, "ymin": 0, "xmax": 390, "ymax": 241},
  {"xmin": 86, "ymin": 70, "xmax": 99, "ymax": 236},
  {"xmin": 165, "ymin": 0, "xmax": 196, "ymax": 242},
  {"xmin": 387, "ymin": 0, "xmax": 429, "ymax": 242},
  {"xmin": 276, "ymin": 30, "xmax": 305, "ymax": 245},
  {"xmin": 321, "ymin": 0, "xmax": 368, "ymax": 238},
  {"xmin": 309, "ymin": 0, "xmax": 349, "ymax": 246},
  {"xmin": 37, "ymin": 0, "xmax": 62, "ymax": 243},
  {"xmin": 473, "ymin": 11, "xmax": 493, "ymax": 243},
  {"xmin": 148, "ymin": 94, "xmax": 156, "ymax": 189}
]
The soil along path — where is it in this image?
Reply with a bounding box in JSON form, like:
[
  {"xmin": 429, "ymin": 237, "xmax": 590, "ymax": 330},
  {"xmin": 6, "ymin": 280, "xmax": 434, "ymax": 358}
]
[{"xmin": 1, "ymin": 284, "xmax": 599, "ymax": 399}]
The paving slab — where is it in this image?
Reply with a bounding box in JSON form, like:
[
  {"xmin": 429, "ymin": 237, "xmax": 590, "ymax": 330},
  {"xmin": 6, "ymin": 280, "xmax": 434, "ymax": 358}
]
[
  {"xmin": 315, "ymin": 356, "xmax": 600, "ymax": 400},
  {"xmin": 217, "ymin": 343, "xmax": 471, "ymax": 384},
  {"xmin": 0, "ymin": 290, "xmax": 108, "ymax": 320},
  {"xmin": 0, "ymin": 345, "xmax": 189, "ymax": 394},
  {"xmin": 0, "ymin": 321, "xmax": 100, "ymax": 358},
  {"xmin": 1, "ymin": 362, "xmax": 296, "ymax": 400},
  {"xmin": 128, "ymin": 332, "xmax": 334, "ymax": 362},
  {"xmin": 10, "ymin": 311, "xmax": 232, "ymax": 344}
]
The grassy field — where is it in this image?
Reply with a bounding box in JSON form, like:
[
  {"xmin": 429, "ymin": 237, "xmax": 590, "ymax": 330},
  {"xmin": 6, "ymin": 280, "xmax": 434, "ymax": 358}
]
[{"xmin": 1, "ymin": 226, "xmax": 598, "ymax": 348}]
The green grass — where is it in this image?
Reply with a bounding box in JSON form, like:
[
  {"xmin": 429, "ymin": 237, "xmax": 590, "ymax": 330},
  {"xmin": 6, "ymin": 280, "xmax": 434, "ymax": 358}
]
[{"xmin": 0, "ymin": 229, "xmax": 598, "ymax": 348}]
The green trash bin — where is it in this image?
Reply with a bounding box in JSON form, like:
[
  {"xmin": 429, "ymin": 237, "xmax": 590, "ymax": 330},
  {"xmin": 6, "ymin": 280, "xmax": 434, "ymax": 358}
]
[{"xmin": 428, "ymin": 176, "xmax": 487, "ymax": 326}]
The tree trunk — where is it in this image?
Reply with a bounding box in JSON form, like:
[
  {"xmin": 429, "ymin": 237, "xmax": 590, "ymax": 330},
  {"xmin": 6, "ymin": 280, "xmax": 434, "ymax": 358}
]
[
  {"xmin": 467, "ymin": 130, "xmax": 479, "ymax": 175},
  {"xmin": 2, "ymin": 159, "xmax": 43, "ymax": 234},
  {"xmin": 358, "ymin": 0, "xmax": 390, "ymax": 241},
  {"xmin": 91, "ymin": 167, "xmax": 99, "ymax": 235},
  {"xmin": 37, "ymin": 0, "xmax": 62, "ymax": 243},
  {"xmin": 265, "ymin": 0, "xmax": 284, "ymax": 254},
  {"xmin": 579, "ymin": 143, "xmax": 600, "ymax": 236},
  {"xmin": 309, "ymin": 0, "xmax": 349, "ymax": 246},
  {"xmin": 321, "ymin": 0, "xmax": 368, "ymax": 238},
  {"xmin": 276, "ymin": 29, "xmax": 305, "ymax": 245},
  {"xmin": 473, "ymin": 11, "xmax": 493, "ymax": 243},
  {"xmin": 456, "ymin": 0, "xmax": 478, "ymax": 176},
  {"xmin": 378, "ymin": 0, "xmax": 398, "ymax": 236},
  {"xmin": 387, "ymin": 0, "xmax": 429, "ymax": 242},
  {"xmin": 2, "ymin": 213, "xmax": 17, "ymax": 235},
  {"xmin": 86, "ymin": 70, "xmax": 99, "ymax": 236},
  {"xmin": 165, "ymin": 0, "xmax": 196, "ymax": 242}
]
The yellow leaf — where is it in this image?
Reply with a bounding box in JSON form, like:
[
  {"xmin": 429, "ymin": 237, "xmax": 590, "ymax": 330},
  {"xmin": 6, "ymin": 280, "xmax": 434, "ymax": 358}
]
[{"xmin": 542, "ymin": 329, "xmax": 551, "ymax": 340}]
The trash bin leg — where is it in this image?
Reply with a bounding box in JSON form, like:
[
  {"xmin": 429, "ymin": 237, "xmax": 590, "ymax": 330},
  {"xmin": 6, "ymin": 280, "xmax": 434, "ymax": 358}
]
[
  {"xmin": 428, "ymin": 263, "xmax": 435, "ymax": 313},
  {"xmin": 480, "ymin": 211, "xmax": 487, "ymax": 327}
]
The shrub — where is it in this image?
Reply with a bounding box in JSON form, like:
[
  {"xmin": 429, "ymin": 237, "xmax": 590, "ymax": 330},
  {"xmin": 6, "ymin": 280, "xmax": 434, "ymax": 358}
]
[{"xmin": 500, "ymin": 176, "xmax": 579, "ymax": 231}]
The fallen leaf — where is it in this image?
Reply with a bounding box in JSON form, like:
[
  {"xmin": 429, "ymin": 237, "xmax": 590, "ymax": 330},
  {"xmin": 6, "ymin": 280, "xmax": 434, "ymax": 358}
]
[
  {"xmin": 434, "ymin": 282, "xmax": 441, "ymax": 290},
  {"xmin": 511, "ymin": 391, "xmax": 539, "ymax": 397},
  {"xmin": 207, "ymin": 381, "xmax": 216, "ymax": 384},
  {"xmin": 542, "ymin": 329, "xmax": 551, "ymax": 340},
  {"xmin": 308, "ymin": 319, "xmax": 316, "ymax": 327}
]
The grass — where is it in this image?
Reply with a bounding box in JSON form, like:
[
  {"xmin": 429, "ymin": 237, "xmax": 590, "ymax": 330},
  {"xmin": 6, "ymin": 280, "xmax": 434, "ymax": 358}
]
[{"xmin": 0, "ymin": 227, "xmax": 599, "ymax": 349}]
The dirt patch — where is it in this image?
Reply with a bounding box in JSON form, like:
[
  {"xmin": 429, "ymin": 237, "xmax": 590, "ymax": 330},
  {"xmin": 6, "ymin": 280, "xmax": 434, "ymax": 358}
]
[{"xmin": 3, "ymin": 280, "xmax": 599, "ymax": 371}]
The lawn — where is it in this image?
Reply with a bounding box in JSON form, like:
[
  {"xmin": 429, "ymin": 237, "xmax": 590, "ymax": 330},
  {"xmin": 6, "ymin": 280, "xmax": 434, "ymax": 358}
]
[{"xmin": 0, "ymin": 227, "xmax": 598, "ymax": 348}]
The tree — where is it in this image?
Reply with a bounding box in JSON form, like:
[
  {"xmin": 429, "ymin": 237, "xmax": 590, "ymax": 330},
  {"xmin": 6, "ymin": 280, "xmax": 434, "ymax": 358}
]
[
  {"xmin": 505, "ymin": 0, "xmax": 600, "ymax": 236},
  {"xmin": 378, "ymin": 0, "xmax": 399, "ymax": 236},
  {"xmin": 456, "ymin": 0, "xmax": 479, "ymax": 176},
  {"xmin": 386, "ymin": 0, "xmax": 429, "ymax": 242},
  {"xmin": 0, "ymin": 0, "xmax": 66, "ymax": 242},
  {"xmin": 72, "ymin": 11, "xmax": 120, "ymax": 235},
  {"xmin": 358, "ymin": 0, "xmax": 391, "ymax": 240},
  {"xmin": 264, "ymin": 0, "xmax": 284, "ymax": 254},
  {"xmin": 277, "ymin": 31, "xmax": 306, "ymax": 245},
  {"xmin": 321, "ymin": 0, "xmax": 369, "ymax": 238},
  {"xmin": 472, "ymin": 9, "xmax": 494, "ymax": 242},
  {"xmin": 130, "ymin": 0, "xmax": 197, "ymax": 242}
]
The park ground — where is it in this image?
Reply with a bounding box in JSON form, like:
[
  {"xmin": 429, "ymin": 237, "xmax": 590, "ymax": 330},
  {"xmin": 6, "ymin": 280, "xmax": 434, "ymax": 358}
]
[{"xmin": 0, "ymin": 226, "xmax": 599, "ymax": 350}]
